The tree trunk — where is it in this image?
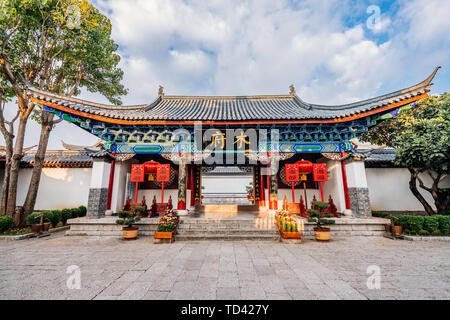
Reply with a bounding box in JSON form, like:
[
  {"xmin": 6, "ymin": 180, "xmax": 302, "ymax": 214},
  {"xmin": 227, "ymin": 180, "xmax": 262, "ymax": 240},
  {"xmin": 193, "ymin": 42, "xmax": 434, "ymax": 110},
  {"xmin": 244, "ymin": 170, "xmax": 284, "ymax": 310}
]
[
  {"xmin": 408, "ymin": 168, "xmax": 435, "ymax": 216},
  {"xmin": 0, "ymin": 135, "xmax": 13, "ymax": 216},
  {"xmin": 23, "ymin": 113, "xmax": 53, "ymax": 216},
  {"xmin": 6, "ymin": 116, "xmax": 28, "ymax": 225}
]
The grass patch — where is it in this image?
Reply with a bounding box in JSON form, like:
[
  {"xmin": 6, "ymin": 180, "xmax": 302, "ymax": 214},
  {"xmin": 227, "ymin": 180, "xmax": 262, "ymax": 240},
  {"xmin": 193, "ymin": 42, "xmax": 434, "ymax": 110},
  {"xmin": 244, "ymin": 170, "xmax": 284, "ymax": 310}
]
[{"xmin": 0, "ymin": 227, "xmax": 32, "ymax": 236}]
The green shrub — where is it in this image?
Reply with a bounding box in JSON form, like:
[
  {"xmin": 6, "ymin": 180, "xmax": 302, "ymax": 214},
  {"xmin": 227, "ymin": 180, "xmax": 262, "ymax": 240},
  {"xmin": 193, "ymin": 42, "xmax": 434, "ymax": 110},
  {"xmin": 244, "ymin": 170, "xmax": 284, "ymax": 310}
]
[
  {"xmin": 61, "ymin": 209, "xmax": 72, "ymax": 225},
  {"xmin": 418, "ymin": 229, "xmax": 429, "ymax": 236},
  {"xmin": 78, "ymin": 205, "xmax": 87, "ymax": 217},
  {"xmin": 431, "ymin": 230, "xmax": 441, "ymax": 236},
  {"xmin": 372, "ymin": 211, "xmax": 390, "ymax": 218},
  {"xmin": 116, "ymin": 211, "xmax": 141, "ymax": 228},
  {"xmin": 423, "ymin": 216, "xmax": 439, "ymax": 233},
  {"xmin": 131, "ymin": 206, "xmax": 146, "ymax": 213},
  {"xmin": 319, "ymin": 219, "xmax": 336, "ymax": 225},
  {"xmin": 46, "ymin": 210, "xmax": 61, "ymax": 228},
  {"xmin": 406, "ymin": 216, "xmax": 424, "ymax": 234},
  {"xmin": 26, "ymin": 212, "xmax": 49, "ymax": 225},
  {"xmin": 0, "ymin": 216, "xmax": 13, "ymax": 233},
  {"xmin": 323, "ymin": 213, "xmax": 334, "ymax": 218},
  {"xmin": 436, "ymin": 215, "xmax": 450, "ymax": 235},
  {"xmin": 307, "ymin": 209, "xmax": 320, "ymax": 217},
  {"xmin": 396, "ymin": 215, "xmax": 409, "ymax": 229},
  {"xmin": 70, "ymin": 208, "xmax": 80, "ymax": 218},
  {"xmin": 311, "ymin": 201, "xmax": 330, "ymax": 210}
]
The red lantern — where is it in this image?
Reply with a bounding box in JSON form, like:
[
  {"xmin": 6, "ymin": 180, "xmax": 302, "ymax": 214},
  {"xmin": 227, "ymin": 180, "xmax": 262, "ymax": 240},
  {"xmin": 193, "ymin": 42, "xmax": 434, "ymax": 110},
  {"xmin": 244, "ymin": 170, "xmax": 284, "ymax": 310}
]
[
  {"xmin": 295, "ymin": 160, "xmax": 313, "ymax": 181},
  {"xmin": 143, "ymin": 161, "xmax": 159, "ymax": 173}
]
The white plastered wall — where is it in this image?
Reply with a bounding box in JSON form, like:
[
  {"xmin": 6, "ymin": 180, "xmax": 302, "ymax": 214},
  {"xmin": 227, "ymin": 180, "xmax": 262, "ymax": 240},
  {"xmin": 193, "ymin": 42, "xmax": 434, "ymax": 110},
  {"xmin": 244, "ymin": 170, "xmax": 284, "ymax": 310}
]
[
  {"xmin": 366, "ymin": 167, "xmax": 450, "ymax": 211},
  {"xmin": 15, "ymin": 167, "xmax": 91, "ymax": 210},
  {"xmin": 202, "ymin": 175, "xmax": 252, "ymax": 194}
]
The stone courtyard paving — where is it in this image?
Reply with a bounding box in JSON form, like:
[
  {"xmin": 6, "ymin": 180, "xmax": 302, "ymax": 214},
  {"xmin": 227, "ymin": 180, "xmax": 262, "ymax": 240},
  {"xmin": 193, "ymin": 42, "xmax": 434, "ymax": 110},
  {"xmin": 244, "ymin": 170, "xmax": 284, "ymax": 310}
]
[{"xmin": 0, "ymin": 234, "xmax": 449, "ymax": 300}]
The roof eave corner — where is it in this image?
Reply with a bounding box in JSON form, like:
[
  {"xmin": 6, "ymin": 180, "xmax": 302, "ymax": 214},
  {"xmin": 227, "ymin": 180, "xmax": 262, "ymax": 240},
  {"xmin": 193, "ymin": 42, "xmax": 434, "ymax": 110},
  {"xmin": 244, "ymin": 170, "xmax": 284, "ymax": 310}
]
[{"xmin": 414, "ymin": 66, "xmax": 441, "ymax": 93}]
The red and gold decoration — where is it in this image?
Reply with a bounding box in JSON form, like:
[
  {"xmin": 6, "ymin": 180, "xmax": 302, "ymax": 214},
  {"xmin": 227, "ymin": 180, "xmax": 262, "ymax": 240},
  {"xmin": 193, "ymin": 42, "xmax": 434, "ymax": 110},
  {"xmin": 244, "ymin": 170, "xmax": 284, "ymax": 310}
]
[
  {"xmin": 313, "ymin": 163, "xmax": 328, "ymax": 202},
  {"xmin": 285, "ymin": 163, "xmax": 299, "ymax": 203},
  {"xmin": 156, "ymin": 164, "xmax": 170, "ymax": 203},
  {"xmin": 295, "ymin": 159, "xmax": 313, "ymax": 210}
]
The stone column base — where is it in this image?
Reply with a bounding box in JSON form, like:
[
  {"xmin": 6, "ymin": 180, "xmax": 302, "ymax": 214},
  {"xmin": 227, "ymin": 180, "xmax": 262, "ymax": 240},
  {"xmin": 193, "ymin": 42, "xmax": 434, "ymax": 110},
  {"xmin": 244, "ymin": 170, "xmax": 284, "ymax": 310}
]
[
  {"xmin": 348, "ymin": 187, "xmax": 371, "ymax": 218},
  {"xmin": 87, "ymin": 188, "xmax": 108, "ymax": 219}
]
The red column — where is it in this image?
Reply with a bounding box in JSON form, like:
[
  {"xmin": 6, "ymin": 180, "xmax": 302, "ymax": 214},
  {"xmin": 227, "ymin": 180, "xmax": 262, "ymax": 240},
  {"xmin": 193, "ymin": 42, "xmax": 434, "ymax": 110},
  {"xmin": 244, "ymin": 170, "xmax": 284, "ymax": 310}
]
[
  {"xmin": 259, "ymin": 169, "xmax": 265, "ymax": 207},
  {"xmin": 106, "ymin": 159, "xmax": 115, "ymax": 210},
  {"xmin": 190, "ymin": 164, "xmax": 195, "ymax": 207},
  {"xmin": 177, "ymin": 154, "xmax": 187, "ymax": 210},
  {"xmin": 340, "ymin": 153, "xmax": 351, "ymax": 210}
]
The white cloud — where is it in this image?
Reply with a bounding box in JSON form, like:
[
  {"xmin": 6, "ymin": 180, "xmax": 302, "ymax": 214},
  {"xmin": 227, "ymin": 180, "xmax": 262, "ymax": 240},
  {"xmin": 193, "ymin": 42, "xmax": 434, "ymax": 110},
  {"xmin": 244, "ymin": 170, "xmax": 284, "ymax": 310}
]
[{"xmin": 2, "ymin": 0, "xmax": 448, "ymax": 149}]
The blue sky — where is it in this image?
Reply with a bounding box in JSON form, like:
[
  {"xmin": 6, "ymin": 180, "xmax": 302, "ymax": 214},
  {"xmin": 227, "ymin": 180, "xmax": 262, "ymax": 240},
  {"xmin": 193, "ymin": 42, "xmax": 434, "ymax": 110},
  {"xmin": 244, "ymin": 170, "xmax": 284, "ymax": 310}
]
[{"xmin": 5, "ymin": 0, "xmax": 450, "ymax": 149}]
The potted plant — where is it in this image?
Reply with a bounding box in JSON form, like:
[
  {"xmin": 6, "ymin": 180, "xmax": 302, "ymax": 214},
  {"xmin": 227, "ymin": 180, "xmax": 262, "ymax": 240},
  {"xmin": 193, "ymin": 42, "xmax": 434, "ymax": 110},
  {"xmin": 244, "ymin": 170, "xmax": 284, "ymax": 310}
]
[
  {"xmin": 40, "ymin": 211, "xmax": 52, "ymax": 231},
  {"xmin": 246, "ymin": 183, "xmax": 254, "ymax": 201},
  {"xmin": 390, "ymin": 215, "xmax": 403, "ymax": 235},
  {"xmin": 26, "ymin": 212, "xmax": 50, "ymax": 234},
  {"xmin": 154, "ymin": 209, "xmax": 179, "ymax": 242},
  {"xmin": 115, "ymin": 211, "xmax": 141, "ymax": 240},
  {"xmin": 308, "ymin": 208, "xmax": 335, "ymax": 242},
  {"xmin": 131, "ymin": 205, "xmax": 146, "ymax": 217},
  {"xmin": 275, "ymin": 210, "xmax": 301, "ymax": 240}
]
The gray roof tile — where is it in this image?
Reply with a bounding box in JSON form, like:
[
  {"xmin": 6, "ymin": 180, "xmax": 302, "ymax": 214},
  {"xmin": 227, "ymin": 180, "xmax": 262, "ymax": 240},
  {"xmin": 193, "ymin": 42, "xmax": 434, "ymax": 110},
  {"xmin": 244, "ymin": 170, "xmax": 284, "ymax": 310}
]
[{"xmin": 27, "ymin": 67, "xmax": 440, "ymax": 123}]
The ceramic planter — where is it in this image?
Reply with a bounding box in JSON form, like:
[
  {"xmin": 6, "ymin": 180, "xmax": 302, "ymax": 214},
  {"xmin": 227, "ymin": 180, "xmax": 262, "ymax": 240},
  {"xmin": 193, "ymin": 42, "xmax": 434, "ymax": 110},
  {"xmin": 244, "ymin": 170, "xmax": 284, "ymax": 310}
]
[
  {"xmin": 287, "ymin": 203, "xmax": 301, "ymax": 215},
  {"xmin": 314, "ymin": 227, "xmax": 331, "ymax": 242},
  {"xmin": 154, "ymin": 219, "xmax": 179, "ymax": 242},
  {"xmin": 122, "ymin": 226, "xmax": 139, "ymax": 240},
  {"xmin": 31, "ymin": 224, "xmax": 42, "ymax": 234},
  {"xmin": 42, "ymin": 222, "xmax": 51, "ymax": 232},
  {"xmin": 393, "ymin": 225, "xmax": 403, "ymax": 235},
  {"xmin": 276, "ymin": 218, "xmax": 301, "ymax": 239}
]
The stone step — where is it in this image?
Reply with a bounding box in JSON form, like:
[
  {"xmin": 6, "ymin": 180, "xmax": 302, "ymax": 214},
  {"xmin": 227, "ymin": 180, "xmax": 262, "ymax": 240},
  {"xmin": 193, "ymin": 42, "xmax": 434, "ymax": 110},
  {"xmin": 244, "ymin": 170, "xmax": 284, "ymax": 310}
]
[
  {"xmin": 176, "ymin": 229, "xmax": 278, "ymax": 235},
  {"xmin": 175, "ymin": 234, "xmax": 281, "ymax": 241},
  {"xmin": 192, "ymin": 204, "xmax": 261, "ymax": 213}
]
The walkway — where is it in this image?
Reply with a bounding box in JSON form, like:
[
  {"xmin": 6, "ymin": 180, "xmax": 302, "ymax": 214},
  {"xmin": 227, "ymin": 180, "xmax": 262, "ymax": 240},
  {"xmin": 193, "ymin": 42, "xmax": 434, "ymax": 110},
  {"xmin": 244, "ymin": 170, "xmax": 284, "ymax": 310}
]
[{"xmin": 0, "ymin": 234, "xmax": 449, "ymax": 300}]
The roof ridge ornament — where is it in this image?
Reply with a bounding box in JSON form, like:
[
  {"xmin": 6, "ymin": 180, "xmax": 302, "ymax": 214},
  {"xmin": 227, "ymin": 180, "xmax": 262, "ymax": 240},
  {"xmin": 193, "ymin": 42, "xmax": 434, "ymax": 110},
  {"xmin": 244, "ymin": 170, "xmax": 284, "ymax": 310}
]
[
  {"xmin": 158, "ymin": 85, "xmax": 165, "ymax": 97},
  {"xmin": 289, "ymin": 84, "xmax": 296, "ymax": 96}
]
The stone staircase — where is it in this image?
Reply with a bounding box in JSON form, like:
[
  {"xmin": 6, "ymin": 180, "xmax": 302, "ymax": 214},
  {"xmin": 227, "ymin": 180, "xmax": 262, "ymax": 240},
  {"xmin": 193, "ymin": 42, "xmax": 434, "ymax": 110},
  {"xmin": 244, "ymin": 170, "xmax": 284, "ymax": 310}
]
[{"xmin": 175, "ymin": 216, "xmax": 280, "ymax": 241}]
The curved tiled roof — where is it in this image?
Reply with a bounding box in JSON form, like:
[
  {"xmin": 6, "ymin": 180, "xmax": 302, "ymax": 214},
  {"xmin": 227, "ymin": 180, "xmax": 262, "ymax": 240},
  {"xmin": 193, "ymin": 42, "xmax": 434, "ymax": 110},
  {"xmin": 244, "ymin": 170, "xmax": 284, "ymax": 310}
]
[{"xmin": 28, "ymin": 67, "xmax": 440, "ymax": 123}]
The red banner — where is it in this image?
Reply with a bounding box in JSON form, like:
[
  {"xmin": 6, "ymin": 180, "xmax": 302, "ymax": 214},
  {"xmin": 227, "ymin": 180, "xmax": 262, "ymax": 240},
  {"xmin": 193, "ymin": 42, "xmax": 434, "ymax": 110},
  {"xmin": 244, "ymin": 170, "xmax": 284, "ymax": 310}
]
[
  {"xmin": 313, "ymin": 163, "xmax": 328, "ymax": 182},
  {"xmin": 131, "ymin": 164, "xmax": 145, "ymax": 182},
  {"xmin": 285, "ymin": 164, "xmax": 300, "ymax": 182},
  {"xmin": 156, "ymin": 164, "xmax": 171, "ymax": 182}
]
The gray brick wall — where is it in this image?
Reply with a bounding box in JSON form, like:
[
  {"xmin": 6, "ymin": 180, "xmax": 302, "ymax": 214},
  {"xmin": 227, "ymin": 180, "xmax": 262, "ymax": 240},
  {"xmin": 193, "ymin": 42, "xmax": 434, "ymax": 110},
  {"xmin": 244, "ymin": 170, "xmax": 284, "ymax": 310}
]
[{"xmin": 87, "ymin": 188, "xmax": 108, "ymax": 218}]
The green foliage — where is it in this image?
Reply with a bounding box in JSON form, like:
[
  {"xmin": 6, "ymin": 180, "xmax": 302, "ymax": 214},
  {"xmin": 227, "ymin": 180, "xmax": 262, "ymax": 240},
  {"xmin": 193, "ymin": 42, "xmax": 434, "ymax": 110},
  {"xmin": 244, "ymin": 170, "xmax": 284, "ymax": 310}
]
[
  {"xmin": 70, "ymin": 208, "xmax": 80, "ymax": 218},
  {"xmin": 1, "ymin": 0, "xmax": 127, "ymax": 103},
  {"xmin": 436, "ymin": 215, "xmax": 450, "ymax": 234},
  {"xmin": 0, "ymin": 216, "xmax": 13, "ymax": 232},
  {"xmin": 78, "ymin": 206, "xmax": 87, "ymax": 217},
  {"xmin": 307, "ymin": 209, "xmax": 320, "ymax": 217},
  {"xmin": 246, "ymin": 182, "xmax": 253, "ymax": 196},
  {"xmin": 26, "ymin": 212, "xmax": 49, "ymax": 225},
  {"xmin": 387, "ymin": 214, "xmax": 450, "ymax": 236},
  {"xmin": 116, "ymin": 211, "xmax": 141, "ymax": 228},
  {"xmin": 311, "ymin": 201, "xmax": 330, "ymax": 209},
  {"xmin": 418, "ymin": 230, "xmax": 430, "ymax": 236},
  {"xmin": 61, "ymin": 209, "xmax": 72, "ymax": 225},
  {"xmin": 405, "ymin": 216, "xmax": 425, "ymax": 234},
  {"xmin": 131, "ymin": 206, "xmax": 145, "ymax": 213},
  {"xmin": 423, "ymin": 216, "xmax": 439, "ymax": 233},
  {"xmin": 372, "ymin": 211, "xmax": 391, "ymax": 218},
  {"xmin": 45, "ymin": 210, "xmax": 61, "ymax": 227},
  {"xmin": 361, "ymin": 94, "xmax": 450, "ymax": 215}
]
